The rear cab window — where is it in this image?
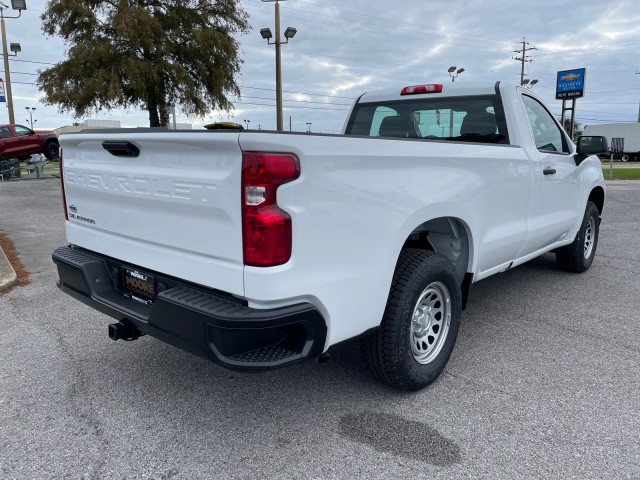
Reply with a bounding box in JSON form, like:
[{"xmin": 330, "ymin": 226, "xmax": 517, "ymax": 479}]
[{"xmin": 345, "ymin": 94, "xmax": 510, "ymax": 145}]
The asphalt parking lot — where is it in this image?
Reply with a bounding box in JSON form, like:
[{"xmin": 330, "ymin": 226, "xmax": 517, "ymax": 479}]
[{"xmin": 1, "ymin": 178, "xmax": 639, "ymax": 479}]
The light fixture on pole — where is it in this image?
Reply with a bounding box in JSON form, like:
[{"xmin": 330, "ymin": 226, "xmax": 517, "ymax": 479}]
[
  {"xmin": 448, "ymin": 66, "xmax": 464, "ymax": 82},
  {"xmin": 25, "ymin": 106, "xmax": 35, "ymax": 129},
  {"xmin": 522, "ymin": 78, "xmax": 538, "ymax": 89},
  {"xmin": 306, "ymin": 122, "xmax": 311, "ymax": 133},
  {"xmin": 0, "ymin": 0, "xmax": 26, "ymax": 125},
  {"xmin": 260, "ymin": 0, "xmax": 297, "ymax": 132},
  {"xmin": 243, "ymin": 119, "xmax": 250, "ymax": 130}
]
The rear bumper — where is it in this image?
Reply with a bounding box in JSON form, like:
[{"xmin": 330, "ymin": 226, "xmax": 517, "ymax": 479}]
[{"xmin": 52, "ymin": 246, "xmax": 327, "ymax": 371}]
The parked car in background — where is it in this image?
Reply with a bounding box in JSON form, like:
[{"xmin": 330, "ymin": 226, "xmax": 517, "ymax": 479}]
[{"xmin": 0, "ymin": 124, "xmax": 59, "ymax": 162}]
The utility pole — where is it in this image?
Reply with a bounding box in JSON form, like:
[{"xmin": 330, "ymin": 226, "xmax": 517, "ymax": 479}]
[
  {"xmin": 1, "ymin": 1, "xmax": 26, "ymax": 125},
  {"xmin": 513, "ymin": 38, "xmax": 537, "ymax": 86}
]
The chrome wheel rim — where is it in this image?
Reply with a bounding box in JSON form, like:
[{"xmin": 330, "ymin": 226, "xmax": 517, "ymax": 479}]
[
  {"xmin": 583, "ymin": 216, "xmax": 595, "ymax": 259},
  {"xmin": 410, "ymin": 281, "xmax": 451, "ymax": 365}
]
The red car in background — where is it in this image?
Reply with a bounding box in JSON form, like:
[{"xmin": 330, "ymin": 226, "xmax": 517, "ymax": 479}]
[{"xmin": 0, "ymin": 124, "xmax": 59, "ymax": 180}]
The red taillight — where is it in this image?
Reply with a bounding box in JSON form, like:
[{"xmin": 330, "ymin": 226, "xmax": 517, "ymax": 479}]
[
  {"xmin": 401, "ymin": 84, "xmax": 443, "ymax": 95},
  {"xmin": 59, "ymin": 147, "xmax": 68, "ymax": 221},
  {"xmin": 242, "ymin": 152, "xmax": 300, "ymax": 267}
]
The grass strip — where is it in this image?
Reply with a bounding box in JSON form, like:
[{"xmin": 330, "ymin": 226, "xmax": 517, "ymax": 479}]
[{"xmin": 602, "ymin": 168, "xmax": 640, "ymax": 180}]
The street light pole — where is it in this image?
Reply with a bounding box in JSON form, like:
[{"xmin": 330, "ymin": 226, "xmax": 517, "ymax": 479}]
[
  {"xmin": 25, "ymin": 106, "xmax": 35, "ymax": 129},
  {"xmin": 260, "ymin": 0, "xmax": 296, "ymax": 132},
  {"xmin": 274, "ymin": 1, "xmax": 282, "ymax": 131},
  {"xmin": 0, "ymin": 1, "xmax": 26, "ymax": 125}
]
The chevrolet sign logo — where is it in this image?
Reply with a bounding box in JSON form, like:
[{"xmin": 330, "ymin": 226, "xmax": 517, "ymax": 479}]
[{"xmin": 560, "ymin": 73, "xmax": 581, "ymax": 81}]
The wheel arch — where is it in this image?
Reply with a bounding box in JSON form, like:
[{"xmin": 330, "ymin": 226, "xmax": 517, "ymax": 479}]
[
  {"xmin": 401, "ymin": 216, "xmax": 474, "ymax": 307},
  {"xmin": 588, "ymin": 186, "xmax": 605, "ymax": 216}
]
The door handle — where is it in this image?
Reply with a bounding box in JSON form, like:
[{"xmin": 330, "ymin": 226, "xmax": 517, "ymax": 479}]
[{"xmin": 543, "ymin": 167, "xmax": 556, "ymax": 175}]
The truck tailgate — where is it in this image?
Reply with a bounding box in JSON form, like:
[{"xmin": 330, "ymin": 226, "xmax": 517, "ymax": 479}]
[{"xmin": 60, "ymin": 131, "xmax": 245, "ymax": 296}]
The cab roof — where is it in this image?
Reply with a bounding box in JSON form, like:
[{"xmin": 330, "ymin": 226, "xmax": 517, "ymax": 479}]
[{"xmin": 358, "ymin": 82, "xmax": 509, "ymax": 104}]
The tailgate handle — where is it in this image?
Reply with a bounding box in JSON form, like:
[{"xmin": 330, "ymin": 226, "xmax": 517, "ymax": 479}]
[{"xmin": 102, "ymin": 141, "xmax": 140, "ymax": 158}]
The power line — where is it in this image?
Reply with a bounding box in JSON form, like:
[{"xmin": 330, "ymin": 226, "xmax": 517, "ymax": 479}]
[
  {"xmin": 9, "ymin": 58, "xmax": 56, "ymax": 65},
  {"xmin": 242, "ymin": 41, "xmax": 448, "ymax": 72},
  {"xmin": 246, "ymin": 4, "xmax": 513, "ymax": 52},
  {"xmin": 279, "ymin": 0, "xmax": 513, "ymax": 47},
  {"xmin": 531, "ymin": 40, "xmax": 640, "ymax": 58},
  {"xmin": 240, "ymin": 85, "xmax": 355, "ymax": 100},
  {"xmin": 235, "ymin": 100, "xmax": 349, "ymax": 112},
  {"xmin": 236, "ymin": 94, "xmax": 352, "ymax": 107}
]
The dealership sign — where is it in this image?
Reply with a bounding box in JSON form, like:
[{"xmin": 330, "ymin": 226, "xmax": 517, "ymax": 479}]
[{"xmin": 556, "ymin": 68, "xmax": 586, "ymax": 100}]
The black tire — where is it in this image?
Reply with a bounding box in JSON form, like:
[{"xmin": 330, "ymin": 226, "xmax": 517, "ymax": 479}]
[
  {"xmin": 555, "ymin": 201, "xmax": 600, "ymax": 273},
  {"xmin": 1, "ymin": 159, "xmax": 16, "ymax": 180},
  {"xmin": 361, "ymin": 249, "xmax": 462, "ymax": 391},
  {"xmin": 43, "ymin": 141, "xmax": 59, "ymax": 160}
]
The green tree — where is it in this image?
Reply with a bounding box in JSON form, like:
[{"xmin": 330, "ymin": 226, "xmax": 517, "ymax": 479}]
[
  {"xmin": 37, "ymin": 1, "xmax": 249, "ymax": 126},
  {"xmin": 561, "ymin": 118, "xmax": 583, "ymax": 142}
]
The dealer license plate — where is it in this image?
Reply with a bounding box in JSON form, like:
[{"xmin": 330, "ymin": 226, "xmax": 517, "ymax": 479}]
[{"xmin": 122, "ymin": 268, "xmax": 156, "ymax": 305}]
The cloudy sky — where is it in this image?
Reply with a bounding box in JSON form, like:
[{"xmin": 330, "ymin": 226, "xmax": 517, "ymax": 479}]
[{"xmin": 5, "ymin": 0, "xmax": 640, "ymax": 132}]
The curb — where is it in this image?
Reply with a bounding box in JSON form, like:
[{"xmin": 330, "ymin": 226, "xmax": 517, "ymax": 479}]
[{"xmin": 0, "ymin": 246, "xmax": 17, "ymax": 292}]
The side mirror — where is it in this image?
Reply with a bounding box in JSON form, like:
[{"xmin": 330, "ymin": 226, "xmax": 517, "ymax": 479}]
[{"xmin": 576, "ymin": 135, "xmax": 608, "ymax": 156}]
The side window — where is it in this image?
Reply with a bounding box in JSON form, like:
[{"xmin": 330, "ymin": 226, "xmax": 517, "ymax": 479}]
[
  {"xmin": 0, "ymin": 127, "xmax": 12, "ymax": 138},
  {"xmin": 14, "ymin": 125, "xmax": 32, "ymax": 136},
  {"xmin": 522, "ymin": 95, "xmax": 569, "ymax": 153}
]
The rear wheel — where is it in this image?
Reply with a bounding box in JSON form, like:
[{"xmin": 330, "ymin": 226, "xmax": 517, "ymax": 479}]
[
  {"xmin": 361, "ymin": 249, "xmax": 461, "ymax": 391},
  {"xmin": 555, "ymin": 201, "xmax": 599, "ymax": 273},
  {"xmin": 43, "ymin": 141, "xmax": 59, "ymax": 160},
  {"xmin": 621, "ymin": 153, "xmax": 629, "ymax": 162}
]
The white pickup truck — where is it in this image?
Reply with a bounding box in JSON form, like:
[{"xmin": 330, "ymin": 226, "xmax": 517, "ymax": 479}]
[{"xmin": 52, "ymin": 82, "xmax": 607, "ymax": 391}]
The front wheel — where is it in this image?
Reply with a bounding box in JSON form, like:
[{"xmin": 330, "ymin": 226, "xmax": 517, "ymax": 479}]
[
  {"xmin": 361, "ymin": 249, "xmax": 461, "ymax": 391},
  {"xmin": 621, "ymin": 154, "xmax": 629, "ymax": 162},
  {"xmin": 43, "ymin": 141, "xmax": 59, "ymax": 160},
  {"xmin": 555, "ymin": 201, "xmax": 600, "ymax": 273}
]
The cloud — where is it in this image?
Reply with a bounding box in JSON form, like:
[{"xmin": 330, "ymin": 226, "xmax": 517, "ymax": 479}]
[{"xmin": 2, "ymin": 0, "xmax": 638, "ymax": 131}]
